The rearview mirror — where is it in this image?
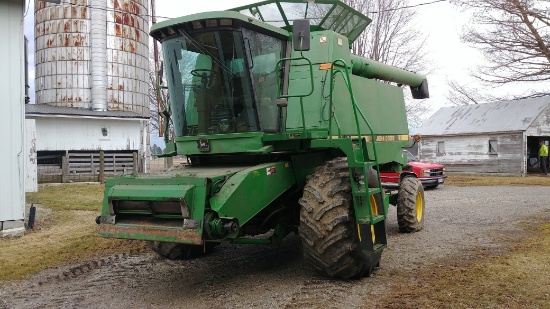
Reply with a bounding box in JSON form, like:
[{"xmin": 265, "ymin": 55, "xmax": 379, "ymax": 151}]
[{"xmin": 293, "ymin": 19, "xmax": 310, "ymax": 51}]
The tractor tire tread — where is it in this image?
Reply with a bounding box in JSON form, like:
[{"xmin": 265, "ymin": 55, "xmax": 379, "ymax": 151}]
[{"xmin": 298, "ymin": 157, "xmax": 369, "ymax": 279}]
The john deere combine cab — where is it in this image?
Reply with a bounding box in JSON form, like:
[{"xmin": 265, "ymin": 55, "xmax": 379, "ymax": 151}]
[{"xmin": 97, "ymin": 0, "xmax": 429, "ymax": 279}]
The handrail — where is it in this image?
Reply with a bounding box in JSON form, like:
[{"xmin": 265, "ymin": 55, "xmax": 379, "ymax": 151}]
[
  {"xmin": 275, "ymin": 53, "xmax": 315, "ymax": 135},
  {"xmin": 328, "ymin": 59, "xmax": 385, "ymax": 223}
]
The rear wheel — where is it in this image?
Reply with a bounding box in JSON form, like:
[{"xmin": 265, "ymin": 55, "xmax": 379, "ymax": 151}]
[
  {"xmin": 397, "ymin": 177, "xmax": 425, "ymax": 233},
  {"xmin": 298, "ymin": 157, "xmax": 381, "ymax": 279},
  {"xmin": 146, "ymin": 241, "xmax": 216, "ymax": 259}
]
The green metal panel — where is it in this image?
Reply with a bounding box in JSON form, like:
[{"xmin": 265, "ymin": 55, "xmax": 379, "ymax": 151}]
[
  {"xmin": 175, "ymin": 132, "xmax": 267, "ymax": 155},
  {"xmin": 343, "ymin": 75, "xmax": 409, "ymax": 135},
  {"xmin": 107, "ymin": 184, "xmax": 194, "ymax": 201},
  {"xmin": 285, "ymin": 31, "xmax": 351, "ymax": 131},
  {"xmin": 326, "ymin": 74, "xmax": 409, "ymax": 165},
  {"xmin": 210, "ymin": 161, "xmax": 296, "ymax": 225}
]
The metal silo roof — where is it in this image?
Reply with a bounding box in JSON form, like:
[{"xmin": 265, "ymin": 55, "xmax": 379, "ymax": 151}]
[
  {"xmin": 25, "ymin": 104, "xmax": 147, "ymax": 119},
  {"xmin": 415, "ymin": 96, "xmax": 550, "ymax": 136}
]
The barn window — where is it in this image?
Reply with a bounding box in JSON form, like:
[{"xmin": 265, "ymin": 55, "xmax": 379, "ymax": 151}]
[
  {"xmin": 489, "ymin": 139, "xmax": 498, "ymax": 154},
  {"xmin": 437, "ymin": 141, "xmax": 445, "ymax": 154}
]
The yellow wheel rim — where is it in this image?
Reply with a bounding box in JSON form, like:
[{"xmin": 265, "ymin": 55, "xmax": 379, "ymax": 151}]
[
  {"xmin": 416, "ymin": 192, "xmax": 423, "ymax": 222},
  {"xmin": 357, "ymin": 196, "xmax": 380, "ymax": 244},
  {"xmin": 370, "ymin": 195, "xmax": 379, "ymax": 216},
  {"xmin": 370, "ymin": 195, "xmax": 378, "ymax": 244}
]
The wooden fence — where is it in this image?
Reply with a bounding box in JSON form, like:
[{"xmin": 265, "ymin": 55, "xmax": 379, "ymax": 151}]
[{"xmin": 38, "ymin": 151, "xmax": 137, "ymax": 183}]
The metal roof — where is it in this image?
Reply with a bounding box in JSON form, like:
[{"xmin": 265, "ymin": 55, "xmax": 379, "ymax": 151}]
[
  {"xmin": 25, "ymin": 104, "xmax": 148, "ymax": 119},
  {"xmin": 414, "ymin": 96, "xmax": 550, "ymax": 136}
]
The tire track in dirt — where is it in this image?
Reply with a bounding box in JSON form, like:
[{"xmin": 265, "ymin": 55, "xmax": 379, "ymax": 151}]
[
  {"xmin": 1, "ymin": 254, "xmax": 153, "ymax": 309},
  {"xmin": 282, "ymin": 278, "xmax": 355, "ymax": 308}
]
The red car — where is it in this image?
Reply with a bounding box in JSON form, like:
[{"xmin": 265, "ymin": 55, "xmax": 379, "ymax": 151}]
[{"xmin": 381, "ymin": 150, "xmax": 447, "ymax": 189}]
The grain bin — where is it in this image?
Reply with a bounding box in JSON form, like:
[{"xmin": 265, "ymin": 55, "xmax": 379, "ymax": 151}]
[{"xmin": 34, "ymin": 0, "xmax": 149, "ymax": 117}]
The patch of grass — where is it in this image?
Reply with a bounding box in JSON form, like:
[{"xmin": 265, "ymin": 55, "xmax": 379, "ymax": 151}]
[
  {"xmin": 376, "ymin": 217, "xmax": 550, "ymax": 308},
  {"xmin": 446, "ymin": 174, "xmax": 550, "ymax": 186},
  {"xmin": 0, "ymin": 185, "xmax": 147, "ymax": 283},
  {"xmin": 26, "ymin": 183, "xmax": 105, "ymax": 211}
]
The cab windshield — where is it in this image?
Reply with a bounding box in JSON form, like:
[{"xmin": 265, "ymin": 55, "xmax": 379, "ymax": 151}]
[{"xmin": 162, "ymin": 29, "xmax": 284, "ymax": 136}]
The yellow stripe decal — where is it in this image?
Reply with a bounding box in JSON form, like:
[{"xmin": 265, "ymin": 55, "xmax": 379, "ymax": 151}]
[{"xmin": 331, "ymin": 134, "xmax": 409, "ymax": 142}]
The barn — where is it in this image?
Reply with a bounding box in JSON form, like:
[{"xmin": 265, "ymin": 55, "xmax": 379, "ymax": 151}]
[{"xmin": 415, "ymin": 96, "xmax": 550, "ymax": 175}]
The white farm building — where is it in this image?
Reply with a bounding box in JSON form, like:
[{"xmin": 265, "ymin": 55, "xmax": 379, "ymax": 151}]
[
  {"xmin": 26, "ymin": 105, "xmax": 149, "ymax": 182},
  {"xmin": 415, "ymin": 97, "xmax": 550, "ymax": 175},
  {"xmin": 1, "ymin": 0, "xmax": 26, "ymax": 237}
]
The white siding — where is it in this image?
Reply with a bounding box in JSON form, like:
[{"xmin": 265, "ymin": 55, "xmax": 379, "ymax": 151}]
[
  {"xmin": 30, "ymin": 116, "xmax": 143, "ymax": 151},
  {"xmin": 0, "ymin": 0, "xmax": 25, "ymax": 223},
  {"xmin": 25, "ymin": 120, "xmax": 38, "ymax": 192},
  {"xmin": 419, "ymin": 133, "xmax": 524, "ymax": 174}
]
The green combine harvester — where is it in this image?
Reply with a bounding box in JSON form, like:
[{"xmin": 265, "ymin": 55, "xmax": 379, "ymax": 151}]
[{"xmin": 97, "ymin": 0, "xmax": 429, "ymax": 279}]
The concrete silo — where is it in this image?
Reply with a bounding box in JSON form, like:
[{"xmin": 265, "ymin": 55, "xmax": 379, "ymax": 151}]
[
  {"xmin": 34, "ymin": 0, "xmax": 149, "ymax": 115},
  {"xmin": 30, "ymin": 0, "xmax": 151, "ymax": 181}
]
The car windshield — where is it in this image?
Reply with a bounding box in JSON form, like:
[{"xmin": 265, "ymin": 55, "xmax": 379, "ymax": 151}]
[{"xmin": 404, "ymin": 150, "xmax": 419, "ymax": 162}]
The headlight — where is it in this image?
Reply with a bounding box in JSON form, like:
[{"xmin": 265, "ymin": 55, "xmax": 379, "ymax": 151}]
[{"xmin": 422, "ymin": 170, "xmax": 431, "ymax": 177}]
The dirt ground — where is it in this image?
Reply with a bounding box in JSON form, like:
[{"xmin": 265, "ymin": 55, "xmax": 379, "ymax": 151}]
[{"xmin": 1, "ymin": 185, "xmax": 550, "ymax": 309}]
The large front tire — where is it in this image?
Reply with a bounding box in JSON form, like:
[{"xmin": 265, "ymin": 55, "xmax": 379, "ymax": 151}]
[
  {"xmin": 298, "ymin": 158, "xmax": 379, "ymax": 279},
  {"xmin": 397, "ymin": 177, "xmax": 425, "ymax": 233},
  {"xmin": 146, "ymin": 241, "xmax": 215, "ymax": 259}
]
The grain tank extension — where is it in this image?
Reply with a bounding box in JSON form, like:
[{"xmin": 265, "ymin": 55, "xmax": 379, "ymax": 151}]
[{"xmin": 97, "ymin": 0, "xmax": 429, "ymax": 279}]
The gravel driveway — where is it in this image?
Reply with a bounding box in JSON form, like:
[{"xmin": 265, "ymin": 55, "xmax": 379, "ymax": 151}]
[{"xmin": 2, "ymin": 185, "xmax": 550, "ymax": 309}]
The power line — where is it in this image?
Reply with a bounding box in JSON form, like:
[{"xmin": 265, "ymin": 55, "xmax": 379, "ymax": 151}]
[
  {"xmin": 369, "ymin": 0, "xmax": 448, "ymax": 14},
  {"xmin": 45, "ymin": 0, "xmax": 449, "ymax": 22},
  {"xmin": 48, "ymin": 0, "xmax": 172, "ymax": 21}
]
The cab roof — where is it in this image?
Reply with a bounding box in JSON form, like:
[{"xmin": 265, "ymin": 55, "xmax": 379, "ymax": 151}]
[{"xmin": 230, "ymin": 0, "xmax": 371, "ymax": 44}]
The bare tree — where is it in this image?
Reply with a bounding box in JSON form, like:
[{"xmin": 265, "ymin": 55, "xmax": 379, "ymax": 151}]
[
  {"xmin": 148, "ymin": 51, "xmax": 169, "ymax": 138},
  {"xmin": 448, "ymin": 0, "xmax": 550, "ymax": 104},
  {"xmin": 445, "ymin": 79, "xmax": 500, "ymax": 105},
  {"xmin": 148, "ymin": 58, "xmax": 160, "ymax": 136},
  {"xmin": 344, "ymin": 0, "xmax": 431, "ymax": 128}
]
